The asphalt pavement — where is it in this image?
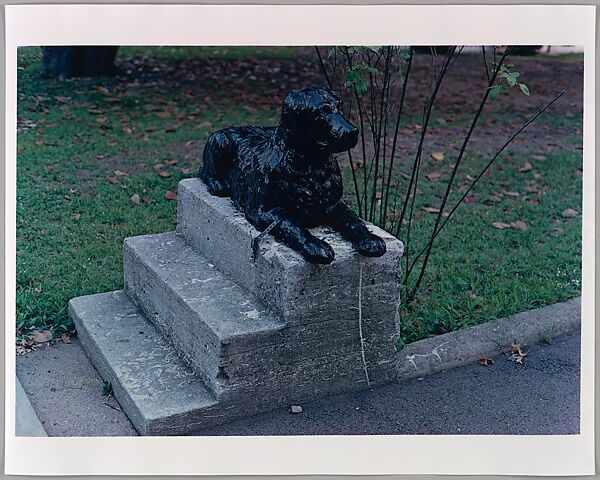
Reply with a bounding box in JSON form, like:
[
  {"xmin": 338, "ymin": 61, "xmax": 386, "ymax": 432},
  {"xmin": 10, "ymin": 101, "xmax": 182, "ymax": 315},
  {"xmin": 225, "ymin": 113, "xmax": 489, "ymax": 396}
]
[{"xmin": 16, "ymin": 328, "xmax": 580, "ymax": 436}]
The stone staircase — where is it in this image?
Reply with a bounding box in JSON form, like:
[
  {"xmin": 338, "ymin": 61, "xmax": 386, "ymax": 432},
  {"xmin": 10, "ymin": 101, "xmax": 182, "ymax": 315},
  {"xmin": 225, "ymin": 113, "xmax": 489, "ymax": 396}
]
[{"xmin": 69, "ymin": 178, "xmax": 404, "ymax": 435}]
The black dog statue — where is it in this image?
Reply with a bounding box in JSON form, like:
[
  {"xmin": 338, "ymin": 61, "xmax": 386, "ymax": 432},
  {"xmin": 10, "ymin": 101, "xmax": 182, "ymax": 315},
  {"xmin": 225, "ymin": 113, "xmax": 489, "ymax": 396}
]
[{"xmin": 199, "ymin": 87, "xmax": 386, "ymax": 265}]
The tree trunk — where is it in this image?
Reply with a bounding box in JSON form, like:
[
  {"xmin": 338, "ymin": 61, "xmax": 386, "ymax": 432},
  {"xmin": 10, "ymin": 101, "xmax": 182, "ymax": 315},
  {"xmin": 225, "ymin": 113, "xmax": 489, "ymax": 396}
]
[{"xmin": 40, "ymin": 46, "xmax": 119, "ymax": 80}]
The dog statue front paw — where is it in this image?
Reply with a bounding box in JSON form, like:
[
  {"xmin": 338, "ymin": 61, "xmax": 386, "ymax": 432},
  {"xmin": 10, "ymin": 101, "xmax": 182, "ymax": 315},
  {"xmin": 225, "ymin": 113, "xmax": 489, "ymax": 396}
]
[
  {"xmin": 302, "ymin": 238, "xmax": 335, "ymax": 265},
  {"xmin": 354, "ymin": 234, "xmax": 386, "ymax": 258}
]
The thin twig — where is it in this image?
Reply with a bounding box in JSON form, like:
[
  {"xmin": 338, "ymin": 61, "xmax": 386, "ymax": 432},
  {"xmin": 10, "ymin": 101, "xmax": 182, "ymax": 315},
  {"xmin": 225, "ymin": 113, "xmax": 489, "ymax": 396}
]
[
  {"xmin": 395, "ymin": 48, "xmax": 459, "ymax": 239},
  {"xmin": 382, "ymin": 48, "xmax": 414, "ymax": 227},
  {"xmin": 481, "ymin": 46, "xmax": 491, "ymax": 84},
  {"xmin": 410, "ymin": 47, "xmax": 512, "ymax": 297},
  {"xmin": 315, "ymin": 47, "xmax": 332, "ymax": 89}
]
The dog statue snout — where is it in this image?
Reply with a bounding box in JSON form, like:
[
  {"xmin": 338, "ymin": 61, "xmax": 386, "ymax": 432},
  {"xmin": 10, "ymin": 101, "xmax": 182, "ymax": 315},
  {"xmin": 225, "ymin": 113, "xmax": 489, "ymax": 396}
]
[{"xmin": 330, "ymin": 116, "xmax": 359, "ymax": 153}]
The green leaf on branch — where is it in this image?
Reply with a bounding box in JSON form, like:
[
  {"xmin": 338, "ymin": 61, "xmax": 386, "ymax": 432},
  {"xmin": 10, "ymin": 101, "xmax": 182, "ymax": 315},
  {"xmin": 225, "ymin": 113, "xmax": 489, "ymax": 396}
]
[
  {"xmin": 488, "ymin": 84, "xmax": 508, "ymax": 100},
  {"xmin": 496, "ymin": 64, "xmax": 530, "ymax": 97}
]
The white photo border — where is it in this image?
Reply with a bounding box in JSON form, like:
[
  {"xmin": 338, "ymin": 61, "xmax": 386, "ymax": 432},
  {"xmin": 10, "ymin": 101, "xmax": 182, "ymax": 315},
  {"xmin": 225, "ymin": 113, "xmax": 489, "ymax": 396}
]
[{"xmin": 4, "ymin": 4, "xmax": 596, "ymax": 476}]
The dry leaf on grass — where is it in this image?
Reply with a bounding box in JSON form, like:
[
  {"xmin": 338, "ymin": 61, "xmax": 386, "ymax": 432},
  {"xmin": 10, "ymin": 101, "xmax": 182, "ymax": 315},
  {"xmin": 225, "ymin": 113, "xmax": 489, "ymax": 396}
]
[
  {"xmin": 492, "ymin": 221, "xmax": 511, "ymax": 229},
  {"xmin": 421, "ymin": 207, "xmax": 449, "ymax": 217},
  {"xmin": 157, "ymin": 171, "xmax": 172, "ymax": 178},
  {"xmin": 502, "ymin": 190, "xmax": 520, "ymax": 197},
  {"xmin": 562, "ymin": 208, "xmax": 579, "ymax": 218},
  {"xmin": 142, "ymin": 196, "xmax": 153, "ymax": 205},
  {"xmin": 29, "ymin": 330, "xmax": 51, "ymax": 344},
  {"xmin": 525, "ymin": 183, "xmax": 540, "ymax": 193},
  {"xmin": 425, "ymin": 171, "xmax": 443, "ymax": 182},
  {"xmin": 519, "ymin": 161, "xmax": 533, "ymax": 173},
  {"xmin": 113, "ymin": 169, "xmax": 128, "ymax": 177},
  {"xmin": 164, "ymin": 191, "xmax": 177, "ymax": 200},
  {"xmin": 510, "ymin": 220, "xmax": 528, "ymax": 231},
  {"xmin": 431, "ymin": 151, "xmax": 444, "ymax": 161},
  {"xmin": 163, "ymin": 159, "xmax": 178, "ymax": 166}
]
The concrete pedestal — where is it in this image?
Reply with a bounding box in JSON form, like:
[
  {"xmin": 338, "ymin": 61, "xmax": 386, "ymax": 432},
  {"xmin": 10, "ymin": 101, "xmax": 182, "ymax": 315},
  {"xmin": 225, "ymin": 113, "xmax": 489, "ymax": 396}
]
[{"xmin": 69, "ymin": 178, "xmax": 404, "ymax": 435}]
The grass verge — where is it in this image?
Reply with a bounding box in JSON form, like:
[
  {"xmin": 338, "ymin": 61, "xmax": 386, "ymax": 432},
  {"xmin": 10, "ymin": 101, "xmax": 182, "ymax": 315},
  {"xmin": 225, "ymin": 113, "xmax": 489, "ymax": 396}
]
[{"xmin": 16, "ymin": 46, "xmax": 582, "ymax": 347}]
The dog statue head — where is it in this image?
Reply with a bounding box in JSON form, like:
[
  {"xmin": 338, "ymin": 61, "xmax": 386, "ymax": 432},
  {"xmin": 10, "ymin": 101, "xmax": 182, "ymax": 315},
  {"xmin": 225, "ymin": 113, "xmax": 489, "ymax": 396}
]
[{"xmin": 276, "ymin": 87, "xmax": 359, "ymax": 155}]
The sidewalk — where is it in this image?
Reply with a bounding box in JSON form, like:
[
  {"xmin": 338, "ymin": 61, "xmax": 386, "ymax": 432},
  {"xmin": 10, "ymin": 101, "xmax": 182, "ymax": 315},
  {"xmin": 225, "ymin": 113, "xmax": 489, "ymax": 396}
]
[{"xmin": 16, "ymin": 328, "xmax": 580, "ymax": 436}]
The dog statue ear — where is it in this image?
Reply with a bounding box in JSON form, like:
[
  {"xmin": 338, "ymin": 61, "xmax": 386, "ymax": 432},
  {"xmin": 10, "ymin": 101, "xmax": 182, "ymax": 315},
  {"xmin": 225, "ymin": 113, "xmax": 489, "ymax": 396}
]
[{"xmin": 275, "ymin": 92, "xmax": 305, "ymax": 150}]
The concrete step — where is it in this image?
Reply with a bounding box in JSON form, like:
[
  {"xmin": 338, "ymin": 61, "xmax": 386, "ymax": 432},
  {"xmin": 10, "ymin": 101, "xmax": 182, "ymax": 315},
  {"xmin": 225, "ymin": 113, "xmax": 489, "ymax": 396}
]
[
  {"xmin": 123, "ymin": 231, "xmax": 286, "ymax": 395},
  {"xmin": 68, "ymin": 290, "xmax": 222, "ymax": 435},
  {"xmin": 177, "ymin": 178, "xmax": 404, "ymax": 327},
  {"xmin": 123, "ymin": 231, "xmax": 400, "ymax": 401}
]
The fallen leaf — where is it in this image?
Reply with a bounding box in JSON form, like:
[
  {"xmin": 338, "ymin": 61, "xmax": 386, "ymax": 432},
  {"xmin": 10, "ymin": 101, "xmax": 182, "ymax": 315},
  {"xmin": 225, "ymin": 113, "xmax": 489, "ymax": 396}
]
[
  {"xmin": 511, "ymin": 342, "xmax": 527, "ymax": 355},
  {"xmin": 492, "ymin": 221, "xmax": 511, "ymax": 229},
  {"xmin": 155, "ymin": 111, "xmax": 171, "ymax": 118},
  {"xmin": 532, "ymin": 155, "xmax": 546, "ymax": 161},
  {"xmin": 478, "ymin": 358, "xmax": 494, "ymax": 366},
  {"xmin": 114, "ymin": 169, "xmax": 128, "ymax": 177},
  {"xmin": 130, "ymin": 194, "xmax": 141, "ymax": 204},
  {"xmin": 96, "ymin": 117, "xmax": 108, "ymax": 124},
  {"xmin": 562, "ymin": 208, "xmax": 579, "ymax": 218},
  {"xmin": 431, "ymin": 151, "xmax": 444, "ymax": 161},
  {"xmin": 552, "ymin": 226, "xmax": 564, "ymax": 235},
  {"xmin": 519, "ymin": 161, "xmax": 533, "ymax": 173},
  {"xmin": 181, "ymin": 167, "xmax": 191, "ymax": 175},
  {"xmin": 525, "ymin": 184, "xmax": 540, "ymax": 193},
  {"xmin": 164, "ymin": 191, "xmax": 177, "ymax": 200},
  {"xmin": 29, "ymin": 330, "xmax": 51, "ymax": 344},
  {"xmin": 510, "ymin": 220, "xmax": 528, "ymax": 231},
  {"xmin": 163, "ymin": 159, "xmax": 178, "ymax": 166},
  {"xmin": 421, "ymin": 207, "xmax": 449, "ymax": 217},
  {"xmin": 464, "ymin": 196, "xmax": 478, "ymax": 205},
  {"xmin": 502, "ymin": 190, "xmax": 520, "ymax": 197},
  {"xmin": 158, "ymin": 171, "xmax": 172, "ymax": 178},
  {"xmin": 436, "ymin": 118, "xmax": 447, "ymax": 125},
  {"xmin": 107, "ymin": 176, "xmax": 119, "ymax": 184},
  {"xmin": 61, "ymin": 333, "xmax": 72, "ymax": 344},
  {"xmin": 142, "ymin": 196, "xmax": 153, "ymax": 205},
  {"xmin": 425, "ymin": 171, "xmax": 443, "ymax": 182},
  {"xmin": 375, "ymin": 191, "xmax": 382, "ymax": 200}
]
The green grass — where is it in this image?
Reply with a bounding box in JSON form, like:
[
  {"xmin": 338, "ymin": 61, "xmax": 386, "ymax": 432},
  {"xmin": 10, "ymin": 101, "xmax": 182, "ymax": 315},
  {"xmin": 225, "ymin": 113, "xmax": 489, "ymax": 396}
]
[
  {"xmin": 390, "ymin": 148, "xmax": 582, "ymax": 347},
  {"xmin": 16, "ymin": 46, "xmax": 582, "ymax": 347}
]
